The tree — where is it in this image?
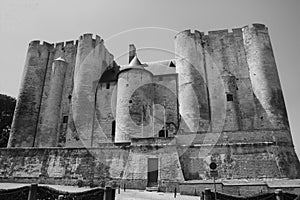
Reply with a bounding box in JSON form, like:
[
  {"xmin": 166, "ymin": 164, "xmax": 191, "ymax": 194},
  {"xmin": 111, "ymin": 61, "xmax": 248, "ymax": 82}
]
[{"xmin": 0, "ymin": 94, "xmax": 16, "ymax": 147}]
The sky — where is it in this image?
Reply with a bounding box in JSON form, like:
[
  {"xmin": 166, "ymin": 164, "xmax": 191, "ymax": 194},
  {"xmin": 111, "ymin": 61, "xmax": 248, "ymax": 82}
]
[{"xmin": 0, "ymin": 0, "xmax": 299, "ymax": 156}]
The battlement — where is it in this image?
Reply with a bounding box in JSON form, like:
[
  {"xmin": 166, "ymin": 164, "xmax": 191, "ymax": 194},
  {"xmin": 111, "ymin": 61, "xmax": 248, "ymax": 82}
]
[
  {"xmin": 29, "ymin": 40, "xmax": 54, "ymax": 49},
  {"xmin": 78, "ymin": 33, "xmax": 103, "ymax": 48},
  {"xmin": 208, "ymin": 29, "xmax": 229, "ymax": 36},
  {"xmin": 53, "ymin": 40, "xmax": 78, "ymax": 50},
  {"xmin": 174, "ymin": 29, "xmax": 204, "ymax": 41},
  {"xmin": 242, "ymin": 23, "xmax": 268, "ymax": 32}
]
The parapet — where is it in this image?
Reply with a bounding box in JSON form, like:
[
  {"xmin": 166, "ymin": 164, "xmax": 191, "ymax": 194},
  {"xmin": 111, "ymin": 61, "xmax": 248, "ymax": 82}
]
[
  {"xmin": 54, "ymin": 40, "xmax": 78, "ymax": 50},
  {"xmin": 208, "ymin": 29, "xmax": 229, "ymax": 37},
  {"xmin": 29, "ymin": 40, "xmax": 54, "ymax": 49},
  {"xmin": 174, "ymin": 29, "xmax": 204, "ymax": 40},
  {"xmin": 78, "ymin": 33, "xmax": 103, "ymax": 48},
  {"xmin": 242, "ymin": 23, "xmax": 268, "ymax": 32}
]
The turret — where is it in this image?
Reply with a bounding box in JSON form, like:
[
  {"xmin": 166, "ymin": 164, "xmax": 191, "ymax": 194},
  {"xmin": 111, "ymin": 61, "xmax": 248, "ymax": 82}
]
[
  {"xmin": 35, "ymin": 57, "xmax": 68, "ymax": 147},
  {"xmin": 115, "ymin": 55, "xmax": 153, "ymax": 143},
  {"xmin": 242, "ymin": 24, "xmax": 289, "ymax": 130},
  {"xmin": 71, "ymin": 33, "xmax": 114, "ymax": 147},
  {"xmin": 174, "ymin": 30, "xmax": 210, "ymax": 133},
  {"xmin": 8, "ymin": 41, "xmax": 53, "ymax": 147}
]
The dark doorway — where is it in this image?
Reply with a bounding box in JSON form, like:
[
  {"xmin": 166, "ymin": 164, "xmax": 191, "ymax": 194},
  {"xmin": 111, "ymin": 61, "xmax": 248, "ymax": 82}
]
[
  {"xmin": 158, "ymin": 129, "xmax": 168, "ymax": 138},
  {"xmin": 112, "ymin": 120, "xmax": 115, "ymax": 142},
  {"xmin": 147, "ymin": 158, "xmax": 158, "ymax": 187}
]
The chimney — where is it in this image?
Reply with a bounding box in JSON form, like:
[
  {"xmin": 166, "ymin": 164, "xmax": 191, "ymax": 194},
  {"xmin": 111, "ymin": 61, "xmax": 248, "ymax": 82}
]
[{"xmin": 129, "ymin": 44, "xmax": 136, "ymax": 63}]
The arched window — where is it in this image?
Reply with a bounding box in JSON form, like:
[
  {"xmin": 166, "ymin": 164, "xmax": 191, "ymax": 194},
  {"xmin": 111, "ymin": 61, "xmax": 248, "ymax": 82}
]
[{"xmin": 158, "ymin": 129, "xmax": 168, "ymax": 138}]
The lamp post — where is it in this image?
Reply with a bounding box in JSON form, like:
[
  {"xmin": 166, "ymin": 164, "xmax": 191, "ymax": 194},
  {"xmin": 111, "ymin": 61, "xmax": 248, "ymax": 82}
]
[{"xmin": 209, "ymin": 162, "xmax": 218, "ymax": 200}]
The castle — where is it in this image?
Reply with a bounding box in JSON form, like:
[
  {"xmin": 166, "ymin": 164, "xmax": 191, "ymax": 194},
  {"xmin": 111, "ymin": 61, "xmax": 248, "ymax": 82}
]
[{"xmin": 2, "ymin": 23, "xmax": 300, "ymax": 190}]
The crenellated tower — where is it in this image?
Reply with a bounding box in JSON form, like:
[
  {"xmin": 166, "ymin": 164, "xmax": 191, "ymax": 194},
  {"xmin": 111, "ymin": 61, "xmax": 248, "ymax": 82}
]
[
  {"xmin": 242, "ymin": 24, "xmax": 289, "ymax": 130},
  {"xmin": 8, "ymin": 41, "xmax": 53, "ymax": 147},
  {"xmin": 174, "ymin": 30, "xmax": 210, "ymax": 133},
  {"xmin": 69, "ymin": 33, "xmax": 115, "ymax": 147}
]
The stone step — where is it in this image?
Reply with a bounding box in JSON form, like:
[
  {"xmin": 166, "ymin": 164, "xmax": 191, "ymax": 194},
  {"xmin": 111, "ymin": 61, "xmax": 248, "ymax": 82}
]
[{"xmin": 145, "ymin": 186, "xmax": 158, "ymax": 192}]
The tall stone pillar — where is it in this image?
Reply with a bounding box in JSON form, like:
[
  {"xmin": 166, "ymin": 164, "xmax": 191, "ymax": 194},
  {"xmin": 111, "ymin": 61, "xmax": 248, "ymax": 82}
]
[
  {"xmin": 174, "ymin": 30, "xmax": 210, "ymax": 133},
  {"xmin": 35, "ymin": 58, "xmax": 67, "ymax": 147},
  {"xmin": 8, "ymin": 41, "xmax": 53, "ymax": 147}
]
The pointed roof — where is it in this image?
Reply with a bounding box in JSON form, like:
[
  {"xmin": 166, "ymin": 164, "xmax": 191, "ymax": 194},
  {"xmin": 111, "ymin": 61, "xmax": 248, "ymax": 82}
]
[
  {"xmin": 118, "ymin": 55, "xmax": 152, "ymax": 76},
  {"xmin": 119, "ymin": 55, "xmax": 147, "ymax": 71},
  {"xmin": 54, "ymin": 57, "xmax": 66, "ymax": 62},
  {"xmin": 129, "ymin": 55, "xmax": 142, "ymax": 67}
]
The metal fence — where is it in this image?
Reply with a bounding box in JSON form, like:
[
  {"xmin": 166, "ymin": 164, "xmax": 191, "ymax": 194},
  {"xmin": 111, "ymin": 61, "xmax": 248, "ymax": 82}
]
[
  {"xmin": 202, "ymin": 188, "xmax": 299, "ymax": 200},
  {"xmin": 0, "ymin": 184, "xmax": 115, "ymax": 200}
]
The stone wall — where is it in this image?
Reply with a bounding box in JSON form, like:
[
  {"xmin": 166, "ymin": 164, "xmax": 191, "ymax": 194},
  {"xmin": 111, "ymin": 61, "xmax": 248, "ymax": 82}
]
[
  {"xmin": 0, "ymin": 147, "xmax": 128, "ymax": 185},
  {"xmin": 177, "ymin": 132, "xmax": 300, "ymax": 180},
  {"xmin": 0, "ymin": 144, "xmax": 184, "ymax": 188},
  {"xmin": 96, "ymin": 81, "xmax": 117, "ymax": 144}
]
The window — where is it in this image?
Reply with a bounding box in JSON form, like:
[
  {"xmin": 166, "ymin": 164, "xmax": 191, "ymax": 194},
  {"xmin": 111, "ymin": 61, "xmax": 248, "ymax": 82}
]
[
  {"xmin": 63, "ymin": 116, "xmax": 68, "ymax": 123},
  {"xmin": 226, "ymin": 94, "xmax": 233, "ymax": 101},
  {"xmin": 159, "ymin": 76, "xmax": 163, "ymax": 81},
  {"xmin": 106, "ymin": 83, "xmax": 110, "ymax": 89}
]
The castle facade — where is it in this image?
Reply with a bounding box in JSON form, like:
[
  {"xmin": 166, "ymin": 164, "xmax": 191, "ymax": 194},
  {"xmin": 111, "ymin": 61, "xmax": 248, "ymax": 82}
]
[{"xmin": 3, "ymin": 23, "xmax": 300, "ymax": 189}]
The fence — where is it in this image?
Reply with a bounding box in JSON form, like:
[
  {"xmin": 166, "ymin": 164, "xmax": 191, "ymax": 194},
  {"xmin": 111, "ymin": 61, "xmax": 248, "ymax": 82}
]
[
  {"xmin": 0, "ymin": 184, "xmax": 115, "ymax": 200},
  {"xmin": 202, "ymin": 188, "xmax": 299, "ymax": 200}
]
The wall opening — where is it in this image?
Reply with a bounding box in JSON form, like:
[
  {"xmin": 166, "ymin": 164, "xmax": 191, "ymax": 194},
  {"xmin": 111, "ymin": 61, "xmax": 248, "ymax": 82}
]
[
  {"xmin": 112, "ymin": 120, "xmax": 116, "ymax": 142},
  {"xmin": 226, "ymin": 94, "xmax": 233, "ymax": 101},
  {"xmin": 63, "ymin": 116, "xmax": 68, "ymax": 123},
  {"xmin": 147, "ymin": 158, "xmax": 158, "ymax": 187},
  {"xmin": 158, "ymin": 129, "xmax": 168, "ymax": 138}
]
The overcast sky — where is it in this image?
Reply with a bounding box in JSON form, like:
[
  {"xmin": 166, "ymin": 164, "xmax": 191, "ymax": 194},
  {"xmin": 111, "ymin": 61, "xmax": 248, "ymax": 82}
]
[{"xmin": 0, "ymin": 0, "xmax": 299, "ymax": 156}]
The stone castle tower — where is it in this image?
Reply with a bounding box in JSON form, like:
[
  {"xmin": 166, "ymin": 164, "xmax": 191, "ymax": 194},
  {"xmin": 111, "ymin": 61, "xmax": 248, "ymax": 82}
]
[{"xmin": 4, "ymin": 23, "xmax": 300, "ymax": 188}]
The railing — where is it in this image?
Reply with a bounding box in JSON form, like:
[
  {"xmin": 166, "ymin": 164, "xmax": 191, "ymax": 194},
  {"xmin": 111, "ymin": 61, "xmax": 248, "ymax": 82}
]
[
  {"xmin": 202, "ymin": 188, "xmax": 299, "ymax": 200},
  {"xmin": 0, "ymin": 183, "xmax": 115, "ymax": 200}
]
